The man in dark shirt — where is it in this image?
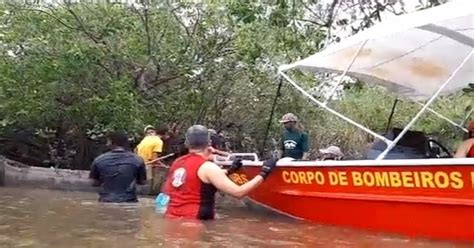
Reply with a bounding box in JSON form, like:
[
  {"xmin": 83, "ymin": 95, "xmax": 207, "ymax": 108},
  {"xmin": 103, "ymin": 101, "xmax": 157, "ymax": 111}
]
[
  {"xmin": 89, "ymin": 131, "xmax": 147, "ymax": 203},
  {"xmin": 279, "ymin": 113, "xmax": 310, "ymax": 160}
]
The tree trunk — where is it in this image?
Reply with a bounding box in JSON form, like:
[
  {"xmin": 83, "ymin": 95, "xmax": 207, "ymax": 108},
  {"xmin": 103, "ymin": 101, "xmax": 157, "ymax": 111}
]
[{"xmin": 0, "ymin": 156, "xmax": 5, "ymax": 186}]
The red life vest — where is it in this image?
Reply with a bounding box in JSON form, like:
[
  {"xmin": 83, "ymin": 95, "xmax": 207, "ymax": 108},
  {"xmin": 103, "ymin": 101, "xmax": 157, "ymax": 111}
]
[{"xmin": 163, "ymin": 153, "xmax": 217, "ymax": 220}]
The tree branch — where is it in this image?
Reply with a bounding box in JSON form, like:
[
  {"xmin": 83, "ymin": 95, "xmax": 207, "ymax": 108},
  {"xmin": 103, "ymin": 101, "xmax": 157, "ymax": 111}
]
[
  {"xmin": 296, "ymin": 18, "xmax": 326, "ymax": 27},
  {"xmin": 11, "ymin": 4, "xmax": 80, "ymax": 31},
  {"xmin": 325, "ymin": 0, "xmax": 340, "ymax": 28},
  {"xmin": 169, "ymin": 5, "xmax": 191, "ymax": 38},
  {"xmin": 97, "ymin": 17, "xmax": 116, "ymax": 40},
  {"xmin": 142, "ymin": 5, "xmax": 153, "ymax": 57},
  {"xmin": 64, "ymin": 6, "xmax": 106, "ymax": 47}
]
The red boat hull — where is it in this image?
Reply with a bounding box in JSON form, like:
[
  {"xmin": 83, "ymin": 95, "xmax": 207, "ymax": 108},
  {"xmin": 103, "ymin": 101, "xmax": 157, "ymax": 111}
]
[{"xmin": 227, "ymin": 160, "xmax": 474, "ymax": 242}]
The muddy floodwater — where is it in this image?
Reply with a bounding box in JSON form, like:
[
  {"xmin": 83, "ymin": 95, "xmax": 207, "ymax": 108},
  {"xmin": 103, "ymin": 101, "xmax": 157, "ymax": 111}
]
[{"xmin": 0, "ymin": 187, "xmax": 471, "ymax": 248}]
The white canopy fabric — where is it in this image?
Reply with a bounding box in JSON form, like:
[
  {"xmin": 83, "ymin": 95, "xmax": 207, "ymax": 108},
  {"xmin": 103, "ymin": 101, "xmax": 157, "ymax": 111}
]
[{"xmin": 279, "ymin": 0, "xmax": 474, "ymax": 101}]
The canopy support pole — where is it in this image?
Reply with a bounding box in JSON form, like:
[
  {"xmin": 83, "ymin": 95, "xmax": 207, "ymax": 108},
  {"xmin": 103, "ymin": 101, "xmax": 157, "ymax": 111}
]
[
  {"xmin": 416, "ymin": 102, "xmax": 469, "ymax": 133},
  {"xmin": 323, "ymin": 40, "xmax": 368, "ymax": 105},
  {"xmin": 376, "ymin": 50, "xmax": 473, "ymax": 160},
  {"xmin": 461, "ymin": 109, "xmax": 473, "ymax": 126},
  {"xmin": 279, "ymin": 71, "xmax": 392, "ymax": 145}
]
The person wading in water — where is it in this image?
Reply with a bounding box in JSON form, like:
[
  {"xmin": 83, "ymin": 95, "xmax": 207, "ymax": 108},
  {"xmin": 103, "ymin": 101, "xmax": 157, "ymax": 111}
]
[
  {"xmin": 89, "ymin": 131, "xmax": 146, "ymax": 203},
  {"xmin": 135, "ymin": 125, "xmax": 170, "ymax": 194},
  {"xmin": 163, "ymin": 125, "xmax": 278, "ymax": 220}
]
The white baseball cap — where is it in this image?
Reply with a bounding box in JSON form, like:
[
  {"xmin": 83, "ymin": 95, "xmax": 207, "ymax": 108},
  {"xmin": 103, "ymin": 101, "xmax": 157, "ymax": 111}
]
[
  {"xmin": 319, "ymin": 146, "xmax": 344, "ymax": 157},
  {"xmin": 143, "ymin": 125, "xmax": 155, "ymax": 133},
  {"xmin": 279, "ymin": 113, "xmax": 298, "ymax": 123}
]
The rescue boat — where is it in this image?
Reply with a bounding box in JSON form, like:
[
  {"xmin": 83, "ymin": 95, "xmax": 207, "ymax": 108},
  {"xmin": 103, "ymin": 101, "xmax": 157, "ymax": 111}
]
[
  {"xmin": 220, "ymin": 0, "xmax": 474, "ymax": 242},
  {"xmin": 225, "ymin": 158, "xmax": 474, "ymax": 242}
]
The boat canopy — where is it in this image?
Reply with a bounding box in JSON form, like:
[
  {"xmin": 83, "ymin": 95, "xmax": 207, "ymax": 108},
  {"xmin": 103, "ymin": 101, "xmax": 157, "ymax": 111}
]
[
  {"xmin": 279, "ymin": 0, "xmax": 473, "ymax": 101},
  {"xmin": 278, "ymin": 0, "xmax": 473, "ymax": 160}
]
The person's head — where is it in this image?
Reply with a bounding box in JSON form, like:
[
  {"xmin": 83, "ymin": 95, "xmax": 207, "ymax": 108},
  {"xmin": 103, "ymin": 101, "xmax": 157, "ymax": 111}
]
[
  {"xmin": 144, "ymin": 125, "xmax": 156, "ymax": 136},
  {"xmin": 208, "ymin": 128, "xmax": 222, "ymax": 147},
  {"xmin": 185, "ymin": 125, "xmax": 211, "ymax": 154},
  {"xmin": 467, "ymin": 120, "xmax": 474, "ymax": 139},
  {"xmin": 106, "ymin": 131, "xmax": 130, "ymax": 150},
  {"xmin": 280, "ymin": 113, "xmax": 298, "ymax": 130},
  {"xmin": 155, "ymin": 124, "xmax": 170, "ymax": 140},
  {"xmin": 208, "ymin": 129, "xmax": 217, "ymax": 137},
  {"xmin": 319, "ymin": 146, "xmax": 344, "ymax": 160}
]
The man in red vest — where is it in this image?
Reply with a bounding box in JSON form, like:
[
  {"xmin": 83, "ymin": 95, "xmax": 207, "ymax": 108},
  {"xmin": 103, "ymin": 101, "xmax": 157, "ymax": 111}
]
[
  {"xmin": 455, "ymin": 120, "xmax": 474, "ymax": 158},
  {"xmin": 163, "ymin": 125, "xmax": 277, "ymax": 220}
]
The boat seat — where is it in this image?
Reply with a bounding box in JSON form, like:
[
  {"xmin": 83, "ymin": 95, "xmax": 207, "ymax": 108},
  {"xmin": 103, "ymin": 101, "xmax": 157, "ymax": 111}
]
[{"xmin": 366, "ymin": 128, "xmax": 430, "ymax": 160}]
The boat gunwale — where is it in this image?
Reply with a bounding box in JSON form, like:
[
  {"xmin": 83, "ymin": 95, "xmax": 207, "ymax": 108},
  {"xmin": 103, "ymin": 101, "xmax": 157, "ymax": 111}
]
[{"xmin": 218, "ymin": 158, "xmax": 474, "ymax": 167}]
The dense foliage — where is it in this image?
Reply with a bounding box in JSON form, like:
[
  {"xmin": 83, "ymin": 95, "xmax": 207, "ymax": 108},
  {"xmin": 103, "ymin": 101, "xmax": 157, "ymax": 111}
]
[{"xmin": 0, "ymin": 1, "xmax": 471, "ymax": 169}]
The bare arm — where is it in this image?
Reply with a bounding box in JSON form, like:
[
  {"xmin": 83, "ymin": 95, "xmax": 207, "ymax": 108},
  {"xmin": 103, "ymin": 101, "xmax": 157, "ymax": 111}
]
[
  {"xmin": 198, "ymin": 162, "xmax": 264, "ymax": 199},
  {"xmin": 208, "ymin": 146, "xmax": 230, "ymax": 157},
  {"xmin": 214, "ymin": 148, "xmax": 230, "ymax": 157},
  {"xmin": 454, "ymin": 139, "xmax": 473, "ymax": 158},
  {"xmin": 207, "ymin": 147, "xmax": 230, "ymax": 163}
]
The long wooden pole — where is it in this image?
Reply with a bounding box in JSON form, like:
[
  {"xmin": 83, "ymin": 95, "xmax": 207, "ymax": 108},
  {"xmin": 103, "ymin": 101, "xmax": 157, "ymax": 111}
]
[
  {"xmin": 385, "ymin": 98, "xmax": 399, "ymax": 134},
  {"xmin": 145, "ymin": 153, "xmax": 175, "ymax": 167},
  {"xmin": 260, "ymin": 78, "xmax": 283, "ymax": 157}
]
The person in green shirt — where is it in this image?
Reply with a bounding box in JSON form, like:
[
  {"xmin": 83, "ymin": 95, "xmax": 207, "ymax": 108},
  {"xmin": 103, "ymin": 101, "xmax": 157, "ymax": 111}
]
[{"xmin": 279, "ymin": 113, "xmax": 310, "ymax": 160}]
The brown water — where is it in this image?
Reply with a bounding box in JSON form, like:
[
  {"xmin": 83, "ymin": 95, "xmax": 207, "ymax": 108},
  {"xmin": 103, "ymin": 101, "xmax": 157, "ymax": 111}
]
[{"xmin": 0, "ymin": 187, "xmax": 471, "ymax": 248}]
